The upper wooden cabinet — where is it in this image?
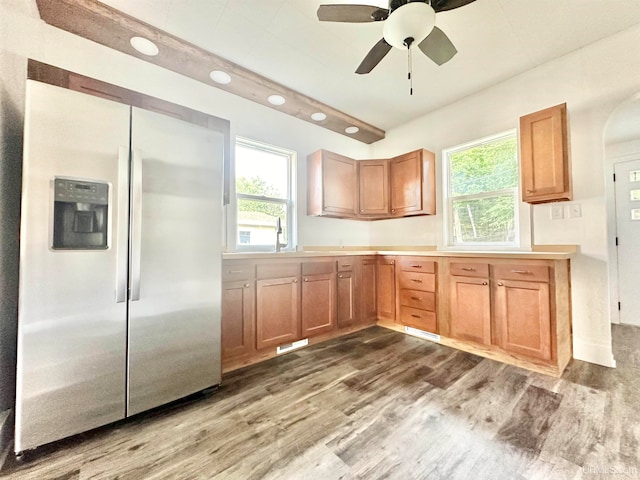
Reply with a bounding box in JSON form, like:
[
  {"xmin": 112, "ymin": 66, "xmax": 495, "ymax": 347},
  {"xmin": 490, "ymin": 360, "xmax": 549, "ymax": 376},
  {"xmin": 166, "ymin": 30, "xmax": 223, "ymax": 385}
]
[
  {"xmin": 307, "ymin": 150, "xmax": 358, "ymax": 217},
  {"xmin": 519, "ymin": 103, "xmax": 571, "ymax": 203},
  {"xmin": 307, "ymin": 149, "xmax": 435, "ymax": 220},
  {"xmin": 389, "ymin": 150, "xmax": 435, "ymax": 216},
  {"xmin": 359, "ymin": 160, "xmax": 389, "ymax": 216}
]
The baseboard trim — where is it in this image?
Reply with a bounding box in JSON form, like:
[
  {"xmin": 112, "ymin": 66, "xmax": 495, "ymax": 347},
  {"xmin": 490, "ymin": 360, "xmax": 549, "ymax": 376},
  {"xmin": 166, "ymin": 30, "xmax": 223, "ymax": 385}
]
[
  {"xmin": 0, "ymin": 409, "xmax": 13, "ymax": 470},
  {"xmin": 573, "ymin": 339, "xmax": 617, "ymax": 368}
]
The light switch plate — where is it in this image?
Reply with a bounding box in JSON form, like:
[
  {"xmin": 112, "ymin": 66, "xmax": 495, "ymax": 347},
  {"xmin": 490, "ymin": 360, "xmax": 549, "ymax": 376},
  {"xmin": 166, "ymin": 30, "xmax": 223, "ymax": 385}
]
[
  {"xmin": 569, "ymin": 203, "xmax": 582, "ymax": 218},
  {"xmin": 551, "ymin": 204, "xmax": 564, "ymax": 220}
]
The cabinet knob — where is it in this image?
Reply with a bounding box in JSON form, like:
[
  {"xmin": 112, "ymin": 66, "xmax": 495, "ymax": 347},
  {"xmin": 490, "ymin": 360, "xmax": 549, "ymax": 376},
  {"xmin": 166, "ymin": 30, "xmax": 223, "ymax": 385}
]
[
  {"xmin": 244, "ymin": 283, "xmax": 250, "ymax": 288},
  {"xmin": 390, "ymin": 261, "xmax": 395, "ymax": 265},
  {"xmin": 498, "ymin": 282, "xmax": 504, "ymax": 287},
  {"xmin": 391, "ymin": 209, "xmax": 396, "ymax": 213},
  {"xmin": 482, "ymin": 282, "xmax": 488, "ymax": 286},
  {"xmin": 293, "ymin": 279, "xmax": 298, "ymax": 283},
  {"xmin": 338, "ymin": 274, "xmax": 343, "ymax": 278},
  {"xmin": 303, "ymin": 278, "xmax": 309, "ymax": 282}
]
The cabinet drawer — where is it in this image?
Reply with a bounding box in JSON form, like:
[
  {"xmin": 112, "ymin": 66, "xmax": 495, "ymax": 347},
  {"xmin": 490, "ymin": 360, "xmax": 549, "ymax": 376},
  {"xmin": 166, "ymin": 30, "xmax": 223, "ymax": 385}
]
[
  {"xmin": 398, "ymin": 257, "xmax": 435, "ymax": 273},
  {"xmin": 399, "ymin": 289, "xmax": 435, "ymax": 311},
  {"xmin": 493, "ymin": 264, "xmax": 549, "ymax": 283},
  {"xmin": 222, "ymin": 262, "xmax": 254, "ymax": 282},
  {"xmin": 302, "ymin": 261, "xmax": 334, "ymax": 276},
  {"xmin": 336, "ymin": 258, "xmax": 355, "ymax": 272},
  {"xmin": 398, "ymin": 272, "xmax": 436, "ymax": 292},
  {"xmin": 450, "ymin": 262, "xmax": 489, "ymax": 278},
  {"xmin": 256, "ymin": 262, "xmax": 301, "ymax": 279},
  {"xmin": 398, "ymin": 306, "xmax": 437, "ymax": 333}
]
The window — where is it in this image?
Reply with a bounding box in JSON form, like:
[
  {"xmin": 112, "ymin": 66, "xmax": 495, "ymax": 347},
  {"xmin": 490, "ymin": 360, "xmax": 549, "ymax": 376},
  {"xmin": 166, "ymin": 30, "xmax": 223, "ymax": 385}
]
[
  {"xmin": 235, "ymin": 137, "xmax": 296, "ymax": 251},
  {"xmin": 444, "ymin": 131, "xmax": 519, "ymax": 247}
]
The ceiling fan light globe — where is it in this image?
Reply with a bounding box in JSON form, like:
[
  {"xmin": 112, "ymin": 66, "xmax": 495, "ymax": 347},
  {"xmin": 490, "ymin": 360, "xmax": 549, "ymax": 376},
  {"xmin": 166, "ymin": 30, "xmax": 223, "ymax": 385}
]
[{"xmin": 382, "ymin": 2, "xmax": 436, "ymax": 50}]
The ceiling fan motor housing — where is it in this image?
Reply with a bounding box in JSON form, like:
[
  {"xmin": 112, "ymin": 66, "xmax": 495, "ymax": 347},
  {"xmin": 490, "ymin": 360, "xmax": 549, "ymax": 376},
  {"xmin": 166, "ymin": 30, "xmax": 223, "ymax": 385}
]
[{"xmin": 383, "ymin": 1, "xmax": 436, "ymax": 50}]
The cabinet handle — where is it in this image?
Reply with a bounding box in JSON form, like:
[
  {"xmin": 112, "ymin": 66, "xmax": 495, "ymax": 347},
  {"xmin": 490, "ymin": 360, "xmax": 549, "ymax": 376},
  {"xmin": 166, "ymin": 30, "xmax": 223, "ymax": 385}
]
[
  {"xmin": 511, "ymin": 270, "xmax": 532, "ymax": 274},
  {"xmin": 411, "ymin": 314, "xmax": 421, "ymax": 319},
  {"xmin": 482, "ymin": 282, "xmax": 488, "ymax": 286},
  {"xmin": 228, "ymin": 270, "xmax": 244, "ymax": 274},
  {"xmin": 461, "ymin": 267, "xmax": 476, "ymax": 271},
  {"xmin": 293, "ymin": 279, "xmax": 298, "ymax": 283},
  {"xmin": 341, "ymin": 264, "xmax": 351, "ymax": 267},
  {"xmin": 244, "ymin": 283, "xmax": 250, "ymax": 288},
  {"xmin": 411, "ymin": 279, "xmax": 423, "ymax": 283},
  {"xmin": 526, "ymin": 189, "xmax": 536, "ymax": 193},
  {"xmin": 498, "ymin": 282, "xmax": 504, "ymax": 287},
  {"xmin": 411, "ymin": 296, "xmax": 421, "ymax": 301},
  {"xmin": 411, "ymin": 265, "xmax": 423, "ymax": 269}
]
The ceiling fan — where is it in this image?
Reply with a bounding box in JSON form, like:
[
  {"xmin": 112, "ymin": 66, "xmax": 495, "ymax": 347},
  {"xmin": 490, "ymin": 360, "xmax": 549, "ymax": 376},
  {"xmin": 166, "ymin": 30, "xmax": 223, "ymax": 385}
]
[{"xmin": 317, "ymin": 0, "xmax": 476, "ymax": 75}]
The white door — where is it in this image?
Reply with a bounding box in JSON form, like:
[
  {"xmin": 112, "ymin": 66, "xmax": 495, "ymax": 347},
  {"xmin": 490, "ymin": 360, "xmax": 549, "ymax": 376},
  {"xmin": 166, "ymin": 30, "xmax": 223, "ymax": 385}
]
[{"xmin": 614, "ymin": 159, "xmax": 640, "ymax": 326}]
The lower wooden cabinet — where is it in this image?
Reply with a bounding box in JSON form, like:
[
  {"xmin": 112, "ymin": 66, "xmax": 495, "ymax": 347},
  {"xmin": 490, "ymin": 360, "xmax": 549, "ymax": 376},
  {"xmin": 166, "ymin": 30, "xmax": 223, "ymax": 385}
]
[
  {"xmin": 494, "ymin": 278, "xmax": 551, "ymax": 361},
  {"xmin": 221, "ymin": 280, "xmax": 255, "ymax": 360},
  {"xmin": 449, "ymin": 275, "xmax": 491, "ymax": 345},
  {"xmin": 376, "ymin": 257, "xmax": 396, "ymax": 322},
  {"xmin": 361, "ymin": 257, "xmax": 377, "ymax": 323},
  {"xmin": 301, "ymin": 272, "xmax": 336, "ymax": 337},
  {"xmin": 255, "ymin": 276, "xmax": 300, "ymax": 349},
  {"xmin": 337, "ymin": 270, "xmax": 356, "ymax": 328},
  {"xmin": 396, "ymin": 257, "xmax": 437, "ymax": 333}
]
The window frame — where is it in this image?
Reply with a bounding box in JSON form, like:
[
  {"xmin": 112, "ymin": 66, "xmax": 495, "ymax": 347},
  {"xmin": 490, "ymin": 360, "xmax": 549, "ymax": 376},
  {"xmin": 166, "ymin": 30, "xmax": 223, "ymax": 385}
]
[
  {"xmin": 442, "ymin": 129, "xmax": 522, "ymax": 249},
  {"xmin": 234, "ymin": 137, "xmax": 296, "ymax": 252}
]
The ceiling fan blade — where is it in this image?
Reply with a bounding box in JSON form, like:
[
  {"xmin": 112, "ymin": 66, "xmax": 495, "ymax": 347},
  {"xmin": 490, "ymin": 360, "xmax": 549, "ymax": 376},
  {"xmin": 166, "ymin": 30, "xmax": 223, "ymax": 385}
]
[
  {"xmin": 317, "ymin": 4, "xmax": 389, "ymax": 23},
  {"xmin": 356, "ymin": 38, "xmax": 392, "ymax": 74},
  {"xmin": 418, "ymin": 26, "xmax": 458, "ymax": 66},
  {"xmin": 431, "ymin": 0, "xmax": 477, "ymax": 13}
]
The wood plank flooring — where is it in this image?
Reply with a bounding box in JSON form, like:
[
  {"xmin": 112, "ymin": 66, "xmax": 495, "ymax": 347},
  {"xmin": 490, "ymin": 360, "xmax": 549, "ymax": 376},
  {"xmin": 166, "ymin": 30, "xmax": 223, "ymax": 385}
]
[{"xmin": 1, "ymin": 325, "xmax": 639, "ymax": 479}]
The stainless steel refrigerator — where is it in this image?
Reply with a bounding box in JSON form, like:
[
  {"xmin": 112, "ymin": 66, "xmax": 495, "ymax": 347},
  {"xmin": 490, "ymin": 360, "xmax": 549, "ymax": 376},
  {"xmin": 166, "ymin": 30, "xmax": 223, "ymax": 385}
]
[{"xmin": 15, "ymin": 80, "xmax": 224, "ymax": 452}]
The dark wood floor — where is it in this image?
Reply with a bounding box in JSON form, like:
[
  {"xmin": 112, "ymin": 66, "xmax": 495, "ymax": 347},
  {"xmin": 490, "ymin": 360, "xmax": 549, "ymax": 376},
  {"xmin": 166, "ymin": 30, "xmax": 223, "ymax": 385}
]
[{"xmin": 2, "ymin": 325, "xmax": 639, "ymax": 479}]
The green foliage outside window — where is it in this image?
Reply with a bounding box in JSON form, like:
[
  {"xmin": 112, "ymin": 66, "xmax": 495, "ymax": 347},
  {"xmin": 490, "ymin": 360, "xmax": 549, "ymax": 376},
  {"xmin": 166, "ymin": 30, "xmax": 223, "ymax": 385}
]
[{"xmin": 448, "ymin": 135, "xmax": 518, "ymax": 244}]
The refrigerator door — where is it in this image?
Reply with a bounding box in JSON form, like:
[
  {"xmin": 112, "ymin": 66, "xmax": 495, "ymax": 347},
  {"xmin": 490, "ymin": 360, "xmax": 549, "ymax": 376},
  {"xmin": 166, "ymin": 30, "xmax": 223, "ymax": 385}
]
[
  {"xmin": 16, "ymin": 81, "xmax": 130, "ymax": 452},
  {"xmin": 127, "ymin": 107, "xmax": 223, "ymax": 415}
]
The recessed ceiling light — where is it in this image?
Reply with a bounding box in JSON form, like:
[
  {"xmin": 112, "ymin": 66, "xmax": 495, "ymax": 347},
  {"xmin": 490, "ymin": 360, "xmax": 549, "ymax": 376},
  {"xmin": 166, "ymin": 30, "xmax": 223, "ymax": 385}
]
[
  {"xmin": 209, "ymin": 70, "xmax": 231, "ymax": 84},
  {"xmin": 345, "ymin": 126, "xmax": 359, "ymax": 134},
  {"xmin": 130, "ymin": 36, "xmax": 159, "ymax": 56},
  {"xmin": 311, "ymin": 112, "xmax": 327, "ymax": 121},
  {"xmin": 268, "ymin": 94, "xmax": 286, "ymax": 106}
]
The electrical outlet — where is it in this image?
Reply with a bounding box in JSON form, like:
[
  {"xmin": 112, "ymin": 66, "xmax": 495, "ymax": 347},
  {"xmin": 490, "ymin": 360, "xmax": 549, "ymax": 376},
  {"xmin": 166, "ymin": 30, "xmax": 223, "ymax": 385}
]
[
  {"xmin": 569, "ymin": 203, "xmax": 582, "ymax": 218},
  {"xmin": 551, "ymin": 204, "xmax": 564, "ymax": 220}
]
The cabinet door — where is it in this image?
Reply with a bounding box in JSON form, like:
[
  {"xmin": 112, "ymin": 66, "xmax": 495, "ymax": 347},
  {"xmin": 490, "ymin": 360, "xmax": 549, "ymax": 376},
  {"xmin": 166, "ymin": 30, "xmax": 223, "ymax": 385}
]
[
  {"xmin": 520, "ymin": 103, "xmax": 571, "ymax": 203},
  {"xmin": 256, "ymin": 276, "xmax": 300, "ymax": 349},
  {"xmin": 301, "ymin": 273, "xmax": 336, "ymax": 337},
  {"xmin": 390, "ymin": 151, "xmax": 422, "ymax": 215},
  {"xmin": 323, "ymin": 152, "xmax": 358, "ymax": 215},
  {"xmin": 494, "ymin": 279, "xmax": 552, "ymax": 361},
  {"xmin": 359, "ymin": 160, "xmax": 389, "ymax": 216},
  {"xmin": 376, "ymin": 258, "xmax": 396, "ymax": 322},
  {"xmin": 221, "ymin": 280, "xmax": 255, "ymax": 360},
  {"xmin": 449, "ymin": 276, "xmax": 491, "ymax": 345},
  {"xmin": 337, "ymin": 271, "xmax": 356, "ymax": 328},
  {"xmin": 361, "ymin": 258, "xmax": 377, "ymax": 323}
]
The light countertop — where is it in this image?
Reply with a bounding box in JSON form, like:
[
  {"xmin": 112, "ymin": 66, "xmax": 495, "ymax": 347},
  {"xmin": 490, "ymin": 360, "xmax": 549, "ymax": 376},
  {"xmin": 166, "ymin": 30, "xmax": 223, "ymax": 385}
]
[{"xmin": 222, "ymin": 245, "xmax": 576, "ymax": 261}]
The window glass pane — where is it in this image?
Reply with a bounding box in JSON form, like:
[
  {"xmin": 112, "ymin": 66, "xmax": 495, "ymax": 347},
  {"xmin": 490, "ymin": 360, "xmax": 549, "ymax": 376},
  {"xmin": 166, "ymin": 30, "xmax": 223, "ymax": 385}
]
[
  {"xmin": 237, "ymin": 198, "xmax": 288, "ymax": 246},
  {"xmin": 452, "ymin": 194, "xmax": 516, "ymax": 244},
  {"xmin": 632, "ymin": 208, "xmax": 640, "ymax": 221},
  {"xmin": 449, "ymin": 136, "xmax": 518, "ymax": 197},
  {"xmin": 630, "ymin": 171, "xmax": 640, "ymax": 183},
  {"xmin": 236, "ymin": 145, "xmax": 288, "ymax": 199},
  {"xmin": 631, "ymin": 189, "xmax": 640, "ymax": 201}
]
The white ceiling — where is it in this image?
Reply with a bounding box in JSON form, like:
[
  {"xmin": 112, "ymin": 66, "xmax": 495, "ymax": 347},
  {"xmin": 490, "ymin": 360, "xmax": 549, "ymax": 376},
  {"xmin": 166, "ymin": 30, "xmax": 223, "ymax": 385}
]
[{"xmin": 98, "ymin": 0, "xmax": 640, "ymax": 131}]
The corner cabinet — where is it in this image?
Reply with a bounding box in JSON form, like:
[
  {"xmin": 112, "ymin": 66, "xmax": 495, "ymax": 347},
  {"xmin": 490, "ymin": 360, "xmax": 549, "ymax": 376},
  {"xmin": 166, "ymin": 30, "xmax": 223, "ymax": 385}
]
[
  {"xmin": 519, "ymin": 103, "xmax": 571, "ymax": 203},
  {"xmin": 389, "ymin": 150, "xmax": 436, "ymax": 216},
  {"xmin": 307, "ymin": 149, "xmax": 435, "ymax": 220},
  {"xmin": 307, "ymin": 150, "xmax": 358, "ymax": 217}
]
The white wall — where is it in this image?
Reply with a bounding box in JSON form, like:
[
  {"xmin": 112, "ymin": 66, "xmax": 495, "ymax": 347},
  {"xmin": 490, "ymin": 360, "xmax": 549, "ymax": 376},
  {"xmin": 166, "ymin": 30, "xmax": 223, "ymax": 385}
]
[{"xmin": 369, "ymin": 23, "xmax": 640, "ymax": 367}]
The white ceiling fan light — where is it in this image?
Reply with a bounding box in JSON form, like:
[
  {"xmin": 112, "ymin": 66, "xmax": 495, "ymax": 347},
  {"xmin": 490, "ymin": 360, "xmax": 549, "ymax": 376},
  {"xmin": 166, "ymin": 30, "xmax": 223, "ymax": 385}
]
[{"xmin": 383, "ymin": 2, "xmax": 436, "ymax": 50}]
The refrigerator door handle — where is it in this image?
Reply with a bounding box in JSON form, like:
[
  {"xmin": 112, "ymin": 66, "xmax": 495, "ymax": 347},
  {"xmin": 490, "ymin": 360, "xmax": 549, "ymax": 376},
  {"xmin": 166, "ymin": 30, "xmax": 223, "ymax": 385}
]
[
  {"xmin": 116, "ymin": 146, "xmax": 129, "ymax": 303},
  {"xmin": 130, "ymin": 147, "xmax": 143, "ymax": 302}
]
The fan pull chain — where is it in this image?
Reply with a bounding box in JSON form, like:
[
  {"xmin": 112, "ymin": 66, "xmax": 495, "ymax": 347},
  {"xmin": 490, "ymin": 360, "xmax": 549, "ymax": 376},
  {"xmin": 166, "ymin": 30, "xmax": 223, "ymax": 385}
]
[{"xmin": 407, "ymin": 46, "xmax": 413, "ymax": 96}]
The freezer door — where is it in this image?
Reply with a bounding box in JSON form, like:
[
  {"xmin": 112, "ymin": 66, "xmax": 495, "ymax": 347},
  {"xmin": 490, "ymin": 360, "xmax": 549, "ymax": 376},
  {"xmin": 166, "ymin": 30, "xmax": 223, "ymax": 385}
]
[
  {"xmin": 15, "ymin": 81, "xmax": 130, "ymax": 452},
  {"xmin": 127, "ymin": 107, "xmax": 223, "ymax": 415}
]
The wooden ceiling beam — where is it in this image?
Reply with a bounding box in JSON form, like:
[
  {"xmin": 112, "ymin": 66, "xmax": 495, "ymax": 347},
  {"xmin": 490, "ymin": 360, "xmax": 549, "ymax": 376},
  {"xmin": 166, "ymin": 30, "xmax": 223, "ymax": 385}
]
[{"xmin": 35, "ymin": 0, "xmax": 386, "ymax": 144}]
